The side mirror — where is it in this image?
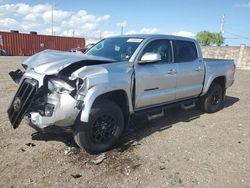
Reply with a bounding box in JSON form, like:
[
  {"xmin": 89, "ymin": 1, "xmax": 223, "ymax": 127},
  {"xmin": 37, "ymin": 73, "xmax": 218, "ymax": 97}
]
[{"xmin": 139, "ymin": 52, "xmax": 161, "ymax": 64}]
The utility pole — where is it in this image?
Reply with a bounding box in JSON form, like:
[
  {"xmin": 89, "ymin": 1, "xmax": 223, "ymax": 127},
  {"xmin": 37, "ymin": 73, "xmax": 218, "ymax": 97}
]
[
  {"xmin": 220, "ymin": 14, "xmax": 225, "ymax": 34},
  {"xmin": 121, "ymin": 26, "xmax": 123, "ymax": 35},
  {"xmin": 51, "ymin": 4, "xmax": 54, "ymax": 36},
  {"xmin": 117, "ymin": 21, "xmax": 126, "ymax": 35},
  {"xmin": 51, "ymin": 3, "xmax": 57, "ymax": 36}
]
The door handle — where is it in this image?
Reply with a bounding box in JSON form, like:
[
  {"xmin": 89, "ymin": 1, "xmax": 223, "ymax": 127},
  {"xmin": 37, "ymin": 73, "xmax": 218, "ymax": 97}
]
[
  {"xmin": 195, "ymin": 67, "xmax": 202, "ymax": 72},
  {"xmin": 167, "ymin": 69, "xmax": 177, "ymax": 75}
]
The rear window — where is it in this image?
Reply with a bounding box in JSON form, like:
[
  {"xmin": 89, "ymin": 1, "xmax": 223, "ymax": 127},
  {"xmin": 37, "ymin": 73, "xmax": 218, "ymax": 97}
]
[{"xmin": 173, "ymin": 40, "xmax": 198, "ymax": 63}]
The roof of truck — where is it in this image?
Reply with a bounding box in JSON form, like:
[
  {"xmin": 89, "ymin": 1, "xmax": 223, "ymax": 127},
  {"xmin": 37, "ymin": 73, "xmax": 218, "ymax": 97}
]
[{"xmin": 107, "ymin": 34, "xmax": 197, "ymax": 42}]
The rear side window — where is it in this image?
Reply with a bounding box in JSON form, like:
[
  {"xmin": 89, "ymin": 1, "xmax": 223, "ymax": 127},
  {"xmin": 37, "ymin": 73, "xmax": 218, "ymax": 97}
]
[{"xmin": 173, "ymin": 40, "xmax": 198, "ymax": 63}]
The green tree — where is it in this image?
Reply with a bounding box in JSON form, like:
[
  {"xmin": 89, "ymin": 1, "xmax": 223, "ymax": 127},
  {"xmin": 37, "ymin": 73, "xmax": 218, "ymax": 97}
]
[
  {"xmin": 196, "ymin": 31, "xmax": 212, "ymax": 46},
  {"xmin": 196, "ymin": 31, "xmax": 224, "ymax": 46},
  {"xmin": 211, "ymin": 33, "xmax": 224, "ymax": 46}
]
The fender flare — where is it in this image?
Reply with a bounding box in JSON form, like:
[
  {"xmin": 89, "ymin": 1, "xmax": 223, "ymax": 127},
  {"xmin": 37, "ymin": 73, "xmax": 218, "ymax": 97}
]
[
  {"xmin": 80, "ymin": 85, "xmax": 132, "ymax": 122},
  {"xmin": 201, "ymin": 75, "xmax": 226, "ymax": 96}
]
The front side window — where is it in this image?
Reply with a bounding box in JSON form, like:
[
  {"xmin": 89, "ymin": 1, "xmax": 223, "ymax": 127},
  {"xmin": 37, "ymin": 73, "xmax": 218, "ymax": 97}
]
[
  {"xmin": 86, "ymin": 37, "xmax": 143, "ymax": 62},
  {"xmin": 142, "ymin": 39, "xmax": 172, "ymax": 63},
  {"xmin": 173, "ymin": 40, "xmax": 198, "ymax": 63}
]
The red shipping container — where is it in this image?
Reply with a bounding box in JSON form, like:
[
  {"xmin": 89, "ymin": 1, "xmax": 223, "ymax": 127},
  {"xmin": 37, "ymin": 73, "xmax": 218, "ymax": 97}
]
[{"xmin": 0, "ymin": 31, "xmax": 85, "ymax": 56}]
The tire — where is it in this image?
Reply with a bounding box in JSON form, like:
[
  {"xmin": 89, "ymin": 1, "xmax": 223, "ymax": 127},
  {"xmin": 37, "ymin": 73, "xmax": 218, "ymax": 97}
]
[
  {"xmin": 73, "ymin": 99, "xmax": 124, "ymax": 154},
  {"xmin": 200, "ymin": 83, "xmax": 223, "ymax": 113}
]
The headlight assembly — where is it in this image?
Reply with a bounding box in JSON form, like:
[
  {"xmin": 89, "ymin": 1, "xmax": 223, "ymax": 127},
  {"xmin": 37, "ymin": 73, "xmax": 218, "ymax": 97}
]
[{"xmin": 48, "ymin": 79, "xmax": 74, "ymax": 94}]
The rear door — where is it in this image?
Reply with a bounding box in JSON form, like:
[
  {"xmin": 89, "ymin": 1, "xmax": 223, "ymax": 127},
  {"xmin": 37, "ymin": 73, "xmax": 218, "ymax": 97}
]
[
  {"xmin": 173, "ymin": 40, "xmax": 205, "ymax": 100},
  {"xmin": 135, "ymin": 39, "xmax": 177, "ymax": 108}
]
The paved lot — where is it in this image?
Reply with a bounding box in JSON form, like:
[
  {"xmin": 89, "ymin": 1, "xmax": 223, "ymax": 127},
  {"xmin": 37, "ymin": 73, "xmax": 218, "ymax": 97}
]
[{"xmin": 0, "ymin": 56, "xmax": 249, "ymax": 188}]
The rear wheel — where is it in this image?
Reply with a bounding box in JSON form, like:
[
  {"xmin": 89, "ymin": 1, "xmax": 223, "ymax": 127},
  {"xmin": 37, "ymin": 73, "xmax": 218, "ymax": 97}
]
[
  {"xmin": 200, "ymin": 83, "xmax": 223, "ymax": 113},
  {"xmin": 74, "ymin": 99, "xmax": 124, "ymax": 154}
]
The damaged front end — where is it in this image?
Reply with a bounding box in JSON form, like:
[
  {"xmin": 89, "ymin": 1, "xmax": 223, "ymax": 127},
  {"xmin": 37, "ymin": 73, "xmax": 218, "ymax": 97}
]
[
  {"xmin": 27, "ymin": 77, "xmax": 85, "ymax": 130},
  {"xmin": 7, "ymin": 51, "xmax": 98, "ymax": 130},
  {"xmin": 7, "ymin": 50, "xmax": 114, "ymax": 132},
  {"xmin": 7, "ymin": 72, "xmax": 86, "ymax": 132}
]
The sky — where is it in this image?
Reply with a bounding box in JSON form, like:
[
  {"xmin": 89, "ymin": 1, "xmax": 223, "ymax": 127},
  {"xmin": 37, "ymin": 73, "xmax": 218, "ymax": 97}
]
[{"xmin": 0, "ymin": 0, "xmax": 250, "ymax": 46}]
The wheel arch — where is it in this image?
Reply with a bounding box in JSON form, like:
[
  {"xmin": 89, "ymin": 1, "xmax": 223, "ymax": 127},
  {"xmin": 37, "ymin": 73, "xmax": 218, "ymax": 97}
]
[
  {"xmin": 202, "ymin": 75, "xmax": 226, "ymax": 96},
  {"xmin": 80, "ymin": 88, "xmax": 131, "ymax": 124},
  {"xmin": 93, "ymin": 90, "xmax": 130, "ymax": 126},
  {"xmin": 212, "ymin": 76, "xmax": 226, "ymax": 88}
]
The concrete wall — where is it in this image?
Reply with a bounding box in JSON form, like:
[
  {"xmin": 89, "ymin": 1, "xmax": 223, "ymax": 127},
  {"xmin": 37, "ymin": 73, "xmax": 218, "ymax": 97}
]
[{"xmin": 202, "ymin": 45, "xmax": 250, "ymax": 68}]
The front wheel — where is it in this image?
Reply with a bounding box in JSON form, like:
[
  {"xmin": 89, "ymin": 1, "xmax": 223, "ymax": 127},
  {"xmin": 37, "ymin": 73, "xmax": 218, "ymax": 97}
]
[
  {"xmin": 200, "ymin": 83, "xmax": 224, "ymax": 113},
  {"xmin": 73, "ymin": 99, "xmax": 124, "ymax": 154}
]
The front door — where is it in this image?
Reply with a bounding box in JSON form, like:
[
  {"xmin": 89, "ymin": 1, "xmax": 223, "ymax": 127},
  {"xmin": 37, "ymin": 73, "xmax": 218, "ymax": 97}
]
[{"xmin": 135, "ymin": 39, "xmax": 177, "ymax": 108}]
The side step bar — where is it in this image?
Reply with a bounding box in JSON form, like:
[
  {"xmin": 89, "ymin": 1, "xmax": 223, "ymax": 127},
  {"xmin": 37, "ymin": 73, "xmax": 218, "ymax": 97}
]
[
  {"xmin": 134, "ymin": 98, "xmax": 198, "ymax": 121},
  {"xmin": 148, "ymin": 110, "xmax": 164, "ymax": 121},
  {"xmin": 181, "ymin": 101, "xmax": 196, "ymax": 110}
]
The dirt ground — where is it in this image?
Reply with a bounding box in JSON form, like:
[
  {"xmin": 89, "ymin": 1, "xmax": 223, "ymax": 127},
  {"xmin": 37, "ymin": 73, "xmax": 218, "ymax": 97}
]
[{"xmin": 0, "ymin": 56, "xmax": 249, "ymax": 188}]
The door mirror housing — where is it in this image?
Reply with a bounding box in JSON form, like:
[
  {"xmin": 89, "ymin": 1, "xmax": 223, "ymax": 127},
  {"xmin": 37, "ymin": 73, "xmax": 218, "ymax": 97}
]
[{"xmin": 139, "ymin": 52, "xmax": 161, "ymax": 64}]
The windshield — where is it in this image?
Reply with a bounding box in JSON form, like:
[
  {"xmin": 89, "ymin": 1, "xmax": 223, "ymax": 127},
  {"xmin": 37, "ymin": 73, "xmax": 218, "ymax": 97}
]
[{"xmin": 86, "ymin": 37, "xmax": 144, "ymax": 61}]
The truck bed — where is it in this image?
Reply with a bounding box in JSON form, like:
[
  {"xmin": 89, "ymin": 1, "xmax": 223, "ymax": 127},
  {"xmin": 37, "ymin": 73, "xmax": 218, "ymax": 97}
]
[{"xmin": 202, "ymin": 58, "xmax": 235, "ymax": 94}]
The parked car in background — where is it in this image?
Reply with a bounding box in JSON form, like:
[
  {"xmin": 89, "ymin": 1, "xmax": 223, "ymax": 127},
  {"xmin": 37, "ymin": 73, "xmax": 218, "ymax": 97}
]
[
  {"xmin": 0, "ymin": 49, "xmax": 8, "ymax": 56},
  {"xmin": 70, "ymin": 44, "xmax": 95, "ymax": 54},
  {"xmin": 7, "ymin": 34, "xmax": 235, "ymax": 154}
]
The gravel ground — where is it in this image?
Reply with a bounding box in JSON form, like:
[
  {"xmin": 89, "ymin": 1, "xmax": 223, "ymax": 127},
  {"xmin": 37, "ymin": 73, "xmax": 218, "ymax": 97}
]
[{"xmin": 0, "ymin": 57, "xmax": 249, "ymax": 188}]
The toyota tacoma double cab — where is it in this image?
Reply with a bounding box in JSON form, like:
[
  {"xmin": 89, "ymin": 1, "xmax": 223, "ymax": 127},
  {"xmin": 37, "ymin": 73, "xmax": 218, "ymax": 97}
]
[{"xmin": 7, "ymin": 34, "xmax": 235, "ymax": 154}]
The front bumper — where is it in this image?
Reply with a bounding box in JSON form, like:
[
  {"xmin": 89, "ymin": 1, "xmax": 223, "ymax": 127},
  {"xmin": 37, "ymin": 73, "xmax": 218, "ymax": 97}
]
[
  {"xmin": 8, "ymin": 73, "xmax": 81, "ymax": 130},
  {"xmin": 28, "ymin": 92, "xmax": 80, "ymax": 129}
]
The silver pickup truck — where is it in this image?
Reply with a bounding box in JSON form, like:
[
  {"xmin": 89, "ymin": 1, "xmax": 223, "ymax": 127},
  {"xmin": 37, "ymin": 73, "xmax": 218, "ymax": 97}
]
[{"xmin": 7, "ymin": 34, "xmax": 235, "ymax": 154}]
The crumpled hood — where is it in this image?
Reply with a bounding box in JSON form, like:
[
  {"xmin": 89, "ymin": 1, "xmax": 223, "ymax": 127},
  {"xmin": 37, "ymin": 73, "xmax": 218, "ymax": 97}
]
[{"xmin": 23, "ymin": 49, "xmax": 114, "ymax": 75}]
